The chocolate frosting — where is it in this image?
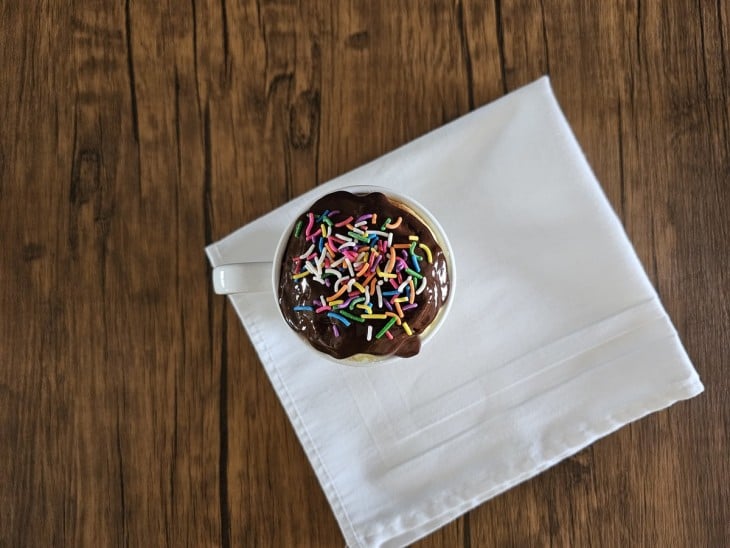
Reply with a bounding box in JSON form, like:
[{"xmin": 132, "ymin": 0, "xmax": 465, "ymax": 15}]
[{"xmin": 277, "ymin": 191, "xmax": 450, "ymax": 359}]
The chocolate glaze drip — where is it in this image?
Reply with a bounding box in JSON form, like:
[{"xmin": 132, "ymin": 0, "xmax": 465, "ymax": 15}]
[{"xmin": 278, "ymin": 191, "xmax": 450, "ymax": 360}]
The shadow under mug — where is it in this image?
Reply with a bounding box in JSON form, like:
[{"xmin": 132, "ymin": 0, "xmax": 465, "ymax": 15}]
[{"xmin": 211, "ymin": 185, "xmax": 456, "ymax": 363}]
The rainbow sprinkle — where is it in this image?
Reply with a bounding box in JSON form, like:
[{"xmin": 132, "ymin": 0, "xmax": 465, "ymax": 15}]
[{"xmin": 290, "ymin": 206, "xmax": 434, "ymax": 344}]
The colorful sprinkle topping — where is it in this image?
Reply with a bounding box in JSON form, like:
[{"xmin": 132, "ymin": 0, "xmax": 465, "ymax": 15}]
[{"xmin": 289, "ymin": 207, "xmax": 427, "ymax": 342}]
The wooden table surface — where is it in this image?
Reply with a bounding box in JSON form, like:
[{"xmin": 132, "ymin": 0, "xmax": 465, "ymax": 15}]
[{"xmin": 2, "ymin": 1, "xmax": 728, "ymax": 546}]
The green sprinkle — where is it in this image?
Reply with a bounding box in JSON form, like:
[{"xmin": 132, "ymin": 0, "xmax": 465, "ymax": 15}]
[
  {"xmin": 348, "ymin": 231, "xmax": 370, "ymax": 243},
  {"xmin": 338, "ymin": 310, "xmax": 365, "ymax": 323},
  {"xmin": 348, "ymin": 297, "xmax": 365, "ymax": 310},
  {"xmin": 322, "ymin": 216, "xmax": 333, "ymax": 226},
  {"xmin": 376, "ymin": 317, "xmax": 397, "ymax": 339},
  {"xmin": 409, "ymin": 241, "xmax": 417, "ymax": 254},
  {"xmin": 380, "ymin": 217, "xmax": 392, "ymax": 231},
  {"xmin": 405, "ymin": 268, "xmax": 423, "ymax": 279},
  {"xmin": 294, "ymin": 220, "xmax": 303, "ymax": 237}
]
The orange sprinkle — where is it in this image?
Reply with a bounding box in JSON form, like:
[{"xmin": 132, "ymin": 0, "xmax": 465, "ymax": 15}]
[
  {"xmin": 394, "ymin": 300, "xmax": 404, "ymax": 318},
  {"xmin": 369, "ymin": 278, "xmax": 376, "ymax": 295},
  {"xmin": 362, "ymin": 272, "xmax": 375, "ymax": 288},
  {"xmin": 392, "ymin": 244, "xmax": 411, "ymax": 249},
  {"xmin": 385, "ymin": 248, "xmax": 396, "ymax": 273},
  {"xmin": 408, "ymin": 279, "xmax": 415, "ymax": 303},
  {"xmin": 327, "ymin": 285, "xmax": 347, "ymax": 302},
  {"xmin": 385, "ymin": 216, "xmax": 402, "ymax": 229},
  {"xmin": 356, "ymin": 262, "xmax": 370, "ymax": 277},
  {"xmin": 385, "ymin": 312, "xmax": 402, "ymax": 325},
  {"xmin": 372, "ymin": 213, "xmax": 377, "ymax": 224}
]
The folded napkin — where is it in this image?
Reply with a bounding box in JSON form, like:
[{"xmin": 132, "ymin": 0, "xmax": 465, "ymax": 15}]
[{"xmin": 206, "ymin": 77, "xmax": 703, "ymax": 547}]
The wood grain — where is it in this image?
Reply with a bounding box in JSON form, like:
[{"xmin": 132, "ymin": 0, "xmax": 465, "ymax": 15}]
[{"xmin": 1, "ymin": 1, "xmax": 727, "ymax": 546}]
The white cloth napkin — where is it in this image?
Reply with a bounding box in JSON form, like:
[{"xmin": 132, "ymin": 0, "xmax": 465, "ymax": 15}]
[{"xmin": 206, "ymin": 77, "xmax": 703, "ymax": 548}]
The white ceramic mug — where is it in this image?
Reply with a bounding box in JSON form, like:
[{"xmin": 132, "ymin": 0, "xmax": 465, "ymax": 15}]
[{"xmin": 212, "ymin": 185, "xmax": 456, "ymax": 362}]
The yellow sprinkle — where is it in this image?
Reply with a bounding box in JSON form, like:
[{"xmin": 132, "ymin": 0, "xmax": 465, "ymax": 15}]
[
  {"xmin": 356, "ymin": 304, "xmax": 373, "ymax": 313},
  {"xmin": 361, "ymin": 314, "xmax": 387, "ymax": 319},
  {"xmin": 376, "ymin": 266, "xmax": 396, "ymax": 279},
  {"xmin": 408, "ymin": 235, "xmax": 419, "ymax": 241},
  {"xmin": 292, "ymin": 271, "xmax": 310, "ymax": 279},
  {"xmin": 418, "ymin": 243, "xmax": 433, "ymax": 263},
  {"xmin": 385, "ymin": 312, "xmax": 402, "ymax": 325},
  {"xmin": 353, "ymin": 282, "xmax": 366, "ymax": 293},
  {"xmin": 402, "ymin": 322, "xmax": 413, "ymax": 336},
  {"xmin": 394, "ymin": 297, "xmax": 408, "ymax": 303},
  {"xmin": 329, "ymin": 300, "xmax": 344, "ymax": 306},
  {"xmin": 321, "ymin": 223, "xmax": 327, "ymax": 237}
]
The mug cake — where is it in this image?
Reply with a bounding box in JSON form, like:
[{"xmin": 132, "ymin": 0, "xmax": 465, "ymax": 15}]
[{"xmin": 277, "ymin": 190, "xmax": 451, "ymax": 361}]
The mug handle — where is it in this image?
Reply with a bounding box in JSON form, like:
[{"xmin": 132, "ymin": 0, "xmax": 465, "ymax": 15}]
[{"xmin": 212, "ymin": 262, "xmax": 273, "ymax": 294}]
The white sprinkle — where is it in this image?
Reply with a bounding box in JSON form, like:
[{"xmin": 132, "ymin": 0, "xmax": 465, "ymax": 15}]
[
  {"xmin": 299, "ymin": 244, "xmax": 315, "ymax": 259},
  {"xmin": 398, "ymin": 276, "xmax": 412, "ymax": 293},
  {"xmin": 312, "ymin": 276, "xmax": 325, "ymax": 285},
  {"xmin": 325, "ymin": 268, "xmax": 342, "ymax": 279},
  {"xmin": 354, "ymin": 220, "xmax": 368, "ymax": 227},
  {"xmin": 330, "ymin": 256, "xmax": 346, "ymax": 268},
  {"xmin": 304, "ymin": 262, "xmax": 318, "ymax": 276},
  {"xmin": 335, "ymin": 233, "xmax": 353, "ymax": 242},
  {"xmin": 349, "ymin": 225, "xmax": 365, "ymax": 235},
  {"xmin": 376, "ymin": 284, "xmax": 383, "ymax": 309},
  {"xmin": 387, "ymin": 233, "xmax": 393, "ymax": 247},
  {"xmin": 315, "ymin": 248, "xmax": 327, "ymax": 269},
  {"xmin": 367, "ymin": 325, "xmax": 373, "ymax": 341},
  {"xmin": 347, "ymin": 278, "xmax": 356, "ymax": 291},
  {"xmin": 334, "ymin": 276, "xmax": 349, "ymax": 292},
  {"xmin": 367, "ymin": 230, "xmax": 389, "ymax": 237},
  {"xmin": 345, "ymin": 258, "xmax": 354, "ymax": 277},
  {"xmin": 337, "ymin": 241, "xmax": 356, "ymax": 251},
  {"xmin": 416, "ymin": 277, "xmax": 428, "ymax": 295},
  {"xmin": 378, "ymin": 280, "xmax": 384, "ymax": 285},
  {"xmin": 364, "ymin": 287, "xmax": 371, "ymax": 305}
]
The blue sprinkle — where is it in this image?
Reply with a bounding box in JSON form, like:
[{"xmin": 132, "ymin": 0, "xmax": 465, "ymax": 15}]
[
  {"xmin": 411, "ymin": 254, "xmax": 421, "ymax": 272},
  {"xmin": 381, "ymin": 290, "xmax": 398, "ymax": 296},
  {"xmin": 327, "ymin": 312, "xmax": 351, "ymax": 326},
  {"xmin": 293, "ymin": 306, "xmax": 314, "ymax": 312},
  {"xmin": 318, "ymin": 237, "xmax": 325, "ymax": 252}
]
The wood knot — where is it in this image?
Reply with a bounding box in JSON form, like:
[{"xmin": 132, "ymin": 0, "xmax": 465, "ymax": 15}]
[
  {"xmin": 346, "ymin": 31, "xmax": 370, "ymax": 50},
  {"xmin": 22, "ymin": 243, "xmax": 45, "ymax": 262},
  {"xmin": 289, "ymin": 90, "xmax": 320, "ymax": 149},
  {"xmin": 70, "ymin": 149, "xmax": 101, "ymax": 205}
]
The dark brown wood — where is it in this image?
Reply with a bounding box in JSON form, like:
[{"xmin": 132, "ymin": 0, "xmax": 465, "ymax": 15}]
[{"xmin": 1, "ymin": 1, "xmax": 727, "ymax": 546}]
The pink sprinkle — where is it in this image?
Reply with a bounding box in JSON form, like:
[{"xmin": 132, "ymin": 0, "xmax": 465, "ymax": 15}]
[
  {"xmin": 335, "ymin": 216, "xmax": 354, "ymax": 227},
  {"xmin": 385, "ymin": 331, "xmax": 394, "ymax": 340},
  {"xmin": 305, "ymin": 212, "xmax": 315, "ymax": 236},
  {"xmin": 333, "ymin": 325, "xmax": 340, "ymax": 337},
  {"xmin": 389, "ymin": 279, "xmax": 399, "ymax": 289},
  {"xmin": 401, "ymin": 303, "xmax": 418, "ymax": 311},
  {"xmin": 316, "ymin": 305, "xmax": 331, "ymax": 313},
  {"xmin": 308, "ymin": 228, "xmax": 322, "ymax": 241}
]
